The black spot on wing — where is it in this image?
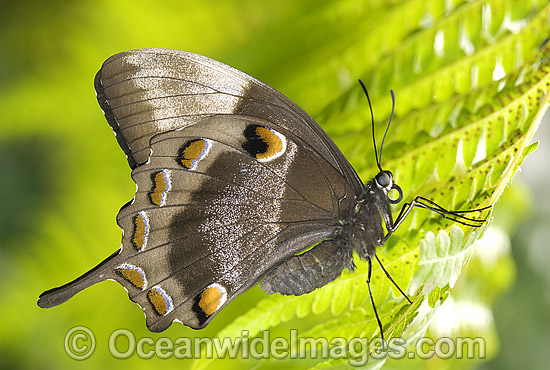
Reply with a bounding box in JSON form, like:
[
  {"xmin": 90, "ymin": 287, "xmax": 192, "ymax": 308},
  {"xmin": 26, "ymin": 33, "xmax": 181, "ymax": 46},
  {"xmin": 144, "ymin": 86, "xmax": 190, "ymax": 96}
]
[{"xmin": 242, "ymin": 124, "xmax": 268, "ymax": 158}]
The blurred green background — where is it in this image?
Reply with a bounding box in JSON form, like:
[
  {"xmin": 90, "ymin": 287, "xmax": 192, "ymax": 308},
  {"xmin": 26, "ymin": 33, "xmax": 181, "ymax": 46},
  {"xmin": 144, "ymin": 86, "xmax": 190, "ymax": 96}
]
[{"xmin": 1, "ymin": 1, "xmax": 549, "ymax": 369}]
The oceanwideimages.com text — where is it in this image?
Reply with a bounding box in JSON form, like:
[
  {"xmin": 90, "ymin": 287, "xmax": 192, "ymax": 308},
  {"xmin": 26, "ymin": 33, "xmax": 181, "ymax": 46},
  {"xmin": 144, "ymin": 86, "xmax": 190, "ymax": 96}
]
[{"xmin": 65, "ymin": 326, "xmax": 486, "ymax": 366}]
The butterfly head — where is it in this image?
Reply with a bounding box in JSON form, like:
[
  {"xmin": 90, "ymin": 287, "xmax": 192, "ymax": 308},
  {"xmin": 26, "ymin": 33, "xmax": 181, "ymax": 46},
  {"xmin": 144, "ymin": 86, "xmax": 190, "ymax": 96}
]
[
  {"xmin": 358, "ymin": 80, "xmax": 403, "ymax": 205},
  {"xmin": 374, "ymin": 170, "xmax": 392, "ymax": 190}
]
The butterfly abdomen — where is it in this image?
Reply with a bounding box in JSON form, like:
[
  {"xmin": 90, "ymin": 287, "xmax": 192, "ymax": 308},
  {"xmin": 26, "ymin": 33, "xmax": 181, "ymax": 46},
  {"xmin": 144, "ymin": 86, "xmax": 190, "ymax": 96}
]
[{"xmin": 260, "ymin": 239, "xmax": 354, "ymax": 296}]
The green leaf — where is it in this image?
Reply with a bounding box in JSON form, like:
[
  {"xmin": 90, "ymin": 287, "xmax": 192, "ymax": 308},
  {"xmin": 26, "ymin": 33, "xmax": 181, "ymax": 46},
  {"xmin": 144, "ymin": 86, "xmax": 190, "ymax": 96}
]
[
  {"xmin": 412, "ymin": 227, "xmax": 479, "ymax": 293},
  {"xmin": 2, "ymin": 1, "xmax": 548, "ymax": 370},
  {"xmin": 192, "ymin": 3, "xmax": 550, "ymax": 370},
  {"xmin": 519, "ymin": 141, "xmax": 539, "ymax": 166}
]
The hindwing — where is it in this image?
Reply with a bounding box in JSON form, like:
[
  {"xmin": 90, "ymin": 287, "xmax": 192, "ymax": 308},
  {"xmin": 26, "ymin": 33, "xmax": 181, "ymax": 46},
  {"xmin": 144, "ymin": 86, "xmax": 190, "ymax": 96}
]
[
  {"xmin": 39, "ymin": 115, "xmax": 357, "ymax": 331},
  {"xmin": 115, "ymin": 115, "xmax": 358, "ymax": 330}
]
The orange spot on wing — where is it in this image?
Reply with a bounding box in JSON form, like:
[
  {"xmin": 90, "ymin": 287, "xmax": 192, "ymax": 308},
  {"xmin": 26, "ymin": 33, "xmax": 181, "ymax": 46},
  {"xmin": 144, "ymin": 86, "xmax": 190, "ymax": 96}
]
[
  {"xmin": 255, "ymin": 127, "xmax": 284, "ymax": 161},
  {"xmin": 198, "ymin": 284, "xmax": 227, "ymax": 316},
  {"xmin": 132, "ymin": 212, "xmax": 149, "ymax": 251},
  {"xmin": 148, "ymin": 287, "xmax": 172, "ymax": 316},
  {"xmin": 116, "ymin": 264, "xmax": 146, "ymax": 289},
  {"xmin": 150, "ymin": 170, "xmax": 171, "ymax": 206},
  {"xmin": 178, "ymin": 139, "xmax": 210, "ymax": 170}
]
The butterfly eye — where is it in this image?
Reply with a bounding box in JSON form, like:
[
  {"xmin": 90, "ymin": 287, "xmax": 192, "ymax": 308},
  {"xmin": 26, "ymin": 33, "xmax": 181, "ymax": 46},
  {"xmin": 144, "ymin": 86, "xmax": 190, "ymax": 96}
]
[{"xmin": 375, "ymin": 171, "xmax": 391, "ymax": 188}]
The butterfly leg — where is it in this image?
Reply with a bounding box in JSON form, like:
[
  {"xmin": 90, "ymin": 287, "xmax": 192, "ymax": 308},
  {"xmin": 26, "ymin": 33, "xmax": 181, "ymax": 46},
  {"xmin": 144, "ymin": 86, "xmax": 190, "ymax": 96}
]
[
  {"xmin": 374, "ymin": 254, "xmax": 412, "ymax": 304},
  {"xmin": 384, "ymin": 196, "xmax": 490, "ymax": 242},
  {"xmin": 260, "ymin": 239, "xmax": 354, "ymax": 296},
  {"xmin": 366, "ymin": 257, "xmax": 385, "ymax": 343}
]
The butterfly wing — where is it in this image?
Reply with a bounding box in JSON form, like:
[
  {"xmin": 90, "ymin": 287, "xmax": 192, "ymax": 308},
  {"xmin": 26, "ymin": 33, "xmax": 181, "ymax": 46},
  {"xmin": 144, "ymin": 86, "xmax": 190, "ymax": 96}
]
[
  {"xmin": 130, "ymin": 115, "xmax": 362, "ymax": 330},
  {"xmin": 95, "ymin": 48, "xmax": 362, "ymax": 194},
  {"xmin": 39, "ymin": 114, "xmax": 358, "ymax": 331},
  {"xmin": 39, "ymin": 49, "xmax": 365, "ymax": 331}
]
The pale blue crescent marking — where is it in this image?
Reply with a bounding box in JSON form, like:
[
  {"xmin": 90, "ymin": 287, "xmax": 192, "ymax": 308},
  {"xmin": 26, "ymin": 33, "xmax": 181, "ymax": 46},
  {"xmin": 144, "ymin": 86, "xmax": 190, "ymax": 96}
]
[
  {"xmin": 189, "ymin": 139, "xmax": 212, "ymax": 170},
  {"xmin": 134, "ymin": 211, "xmax": 150, "ymax": 251},
  {"xmin": 116, "ymin": 263, "xmax": 148, "ymax": 290},
  {"xmin": 158, "ymin": 169, "xmax": 172, "ymax": 206},
  {"xmin": 151, "ymin": 286, "xmax": 173, "ymax": 316}
]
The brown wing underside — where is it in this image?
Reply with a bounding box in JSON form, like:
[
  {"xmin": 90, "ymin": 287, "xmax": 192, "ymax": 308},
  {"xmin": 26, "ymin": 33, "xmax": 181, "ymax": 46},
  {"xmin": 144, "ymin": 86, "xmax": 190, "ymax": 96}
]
[{"xmin": 39, "ymin": 115, "xmax": 357, "ymax": 332}]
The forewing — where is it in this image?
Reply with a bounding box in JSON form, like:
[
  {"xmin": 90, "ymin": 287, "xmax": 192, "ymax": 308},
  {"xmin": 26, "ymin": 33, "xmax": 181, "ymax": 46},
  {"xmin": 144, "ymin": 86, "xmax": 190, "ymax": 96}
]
[{"xmin": 95, "ymin": 48, "xmax": 362, "ymax": 193}]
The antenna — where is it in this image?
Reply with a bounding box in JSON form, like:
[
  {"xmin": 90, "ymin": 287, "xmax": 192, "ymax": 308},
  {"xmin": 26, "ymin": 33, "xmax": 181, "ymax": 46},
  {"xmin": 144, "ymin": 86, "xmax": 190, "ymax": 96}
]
[
  {"xmin": 358, "ymin": 80, "xmax": 396, "ymax": 171},
  {"xmin": 379, "ymin": 90, "xmax": 395, "ymax": 169},
  {"xmin": 358, "ymin": 79, "xmax": 382, "ymax": 172}
]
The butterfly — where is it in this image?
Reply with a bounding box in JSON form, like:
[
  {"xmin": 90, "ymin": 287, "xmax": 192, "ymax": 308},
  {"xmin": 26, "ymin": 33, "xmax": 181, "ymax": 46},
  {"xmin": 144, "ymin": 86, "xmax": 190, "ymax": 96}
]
[{"xmin": 38, "ymin": 48, "xmax": 489, "ymax": 338}]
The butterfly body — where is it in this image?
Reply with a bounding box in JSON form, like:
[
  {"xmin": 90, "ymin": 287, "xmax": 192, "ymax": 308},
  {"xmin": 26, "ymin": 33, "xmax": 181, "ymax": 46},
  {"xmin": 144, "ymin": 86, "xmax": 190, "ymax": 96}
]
[
  {"xmin": 38, "ymin": 49, "xmax": 486, "ymax": 335},
  {"xmin": 260, "ymin": 173, "xmax": 395, "ymax": 296},
  {"xmin": 346, "ymin": 174, "xmax": 395, "ymax": 259}
]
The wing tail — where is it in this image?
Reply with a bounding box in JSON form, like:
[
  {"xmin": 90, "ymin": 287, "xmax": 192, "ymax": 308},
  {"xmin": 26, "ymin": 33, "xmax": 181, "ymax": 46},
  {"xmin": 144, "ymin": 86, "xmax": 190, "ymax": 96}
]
[{"xmin": 37, "ymin": 248, "xmax": 121, "ymax": 308}]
